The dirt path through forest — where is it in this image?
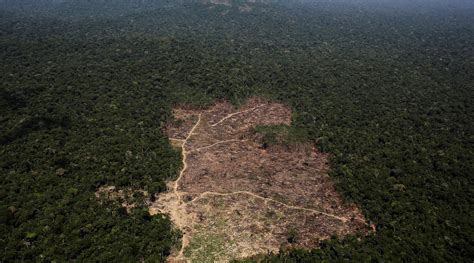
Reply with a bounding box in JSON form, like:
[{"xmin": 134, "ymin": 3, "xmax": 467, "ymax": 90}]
[{"xmin": 169, "ymin": 113, "xmax": 202, "ymax": 260}]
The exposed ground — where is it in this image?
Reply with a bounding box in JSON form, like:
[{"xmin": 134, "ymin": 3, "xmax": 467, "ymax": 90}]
[{"xmin": 146, "ymin": 98, "xmax": 370, "ymax": 262}]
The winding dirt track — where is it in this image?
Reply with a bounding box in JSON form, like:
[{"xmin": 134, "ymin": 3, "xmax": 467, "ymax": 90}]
[
  {"xmin": 172, "ymin": 113, "xmax": 202, "ymax": 259},
  {"xmin": 151, "ymin": 99, "xmax": 369, "ymax": 262},
  {"xmin": 189, "ymin": 191, "xmax": 350, "ymax": 222}
]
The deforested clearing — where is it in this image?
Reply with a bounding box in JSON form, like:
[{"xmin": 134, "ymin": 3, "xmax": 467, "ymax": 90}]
[{"xmin": 150, "ymin": 98, "xmax": 371, "ymax": 262}]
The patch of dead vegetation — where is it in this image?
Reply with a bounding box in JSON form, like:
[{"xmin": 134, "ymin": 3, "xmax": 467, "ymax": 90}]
[
  {"xmin": 238, "ymin": 4, "xmax": 253, "ymax": 12},
  {"xmin": 204, "ymin": 0, "xmax": 232, "ymax": 7},
  {"xmin": 132, "ymin": 97, "xmax": 368, "ymax": 262},
  {"xmin": 95, "ymin": 185, "xmax": 150, "ymax": 213}
]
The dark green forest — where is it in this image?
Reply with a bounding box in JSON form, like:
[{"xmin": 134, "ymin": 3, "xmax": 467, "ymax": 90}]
[{"xmin": 1, "ymin": 0, "xmax": 473, "ymax": 261}]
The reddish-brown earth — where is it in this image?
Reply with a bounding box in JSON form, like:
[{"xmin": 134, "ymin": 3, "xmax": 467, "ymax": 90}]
[{"xmin": 145, "ymin": 98, "xmax": 369, "ymax": 262}]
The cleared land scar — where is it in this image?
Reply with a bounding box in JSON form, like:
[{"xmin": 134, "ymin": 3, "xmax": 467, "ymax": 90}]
[{"xmin": 149, "ymin": 98, "xmax": 370, "ymax": 262}]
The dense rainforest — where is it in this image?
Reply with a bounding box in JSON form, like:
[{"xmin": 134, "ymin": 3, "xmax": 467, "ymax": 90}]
[{"xmin": 0, "ymin": 0, "xmax": 473, "ymax": 261}]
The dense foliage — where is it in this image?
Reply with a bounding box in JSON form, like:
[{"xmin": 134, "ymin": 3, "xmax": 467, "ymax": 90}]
[{"xmin": 1, "ymin": 0, "xmax": 473, "ymax": 261}]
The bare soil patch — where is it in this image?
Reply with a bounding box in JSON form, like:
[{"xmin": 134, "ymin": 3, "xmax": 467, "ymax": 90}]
[{"xmin": 149, "ymin": 98, "xmax": 370, "ymax": 262}]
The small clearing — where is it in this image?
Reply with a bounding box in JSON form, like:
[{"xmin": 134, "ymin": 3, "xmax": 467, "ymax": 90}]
[{"xmin": 149, "ymin": 98, "xmax": 370, "ymax": 262}]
